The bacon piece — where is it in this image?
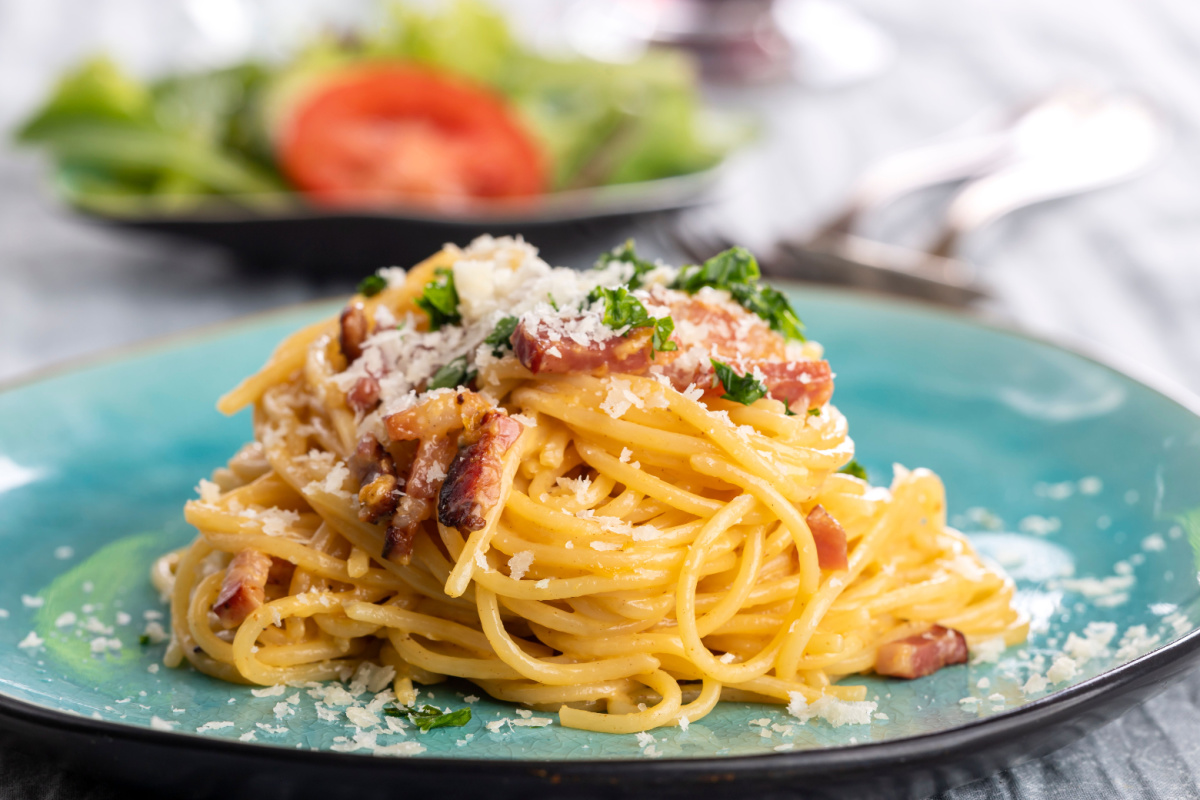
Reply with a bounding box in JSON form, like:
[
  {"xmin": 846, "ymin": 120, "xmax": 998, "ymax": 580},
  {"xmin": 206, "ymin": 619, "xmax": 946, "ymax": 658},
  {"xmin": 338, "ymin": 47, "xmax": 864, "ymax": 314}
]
[
  {"xmin": 509, "ymin": 294, "xmax": 833, "ymax": 409},
  {"xmin": 346, "ymin": 375, "xmax": 381, "ymax": 413},
  {"xmin": 267, "ymin": 558, "xmax": 295, "ymax": 588},
  {"xmin": 661, "ymin": 357, "xmax": 833, "ymax": 410},
  {"xmin": 380, "ymin": 392, "xmax": 495, "ymax": 564},
  {"xmin": 339, "ymin": 303, "xmax": 371, "ymax": 363},
  {"xmin": 347, "ymin": 435, "xmax": 402, "ymax": 523},
  {"xmin": 383, "ymin": 517, "xmax": 420, "ymax": 564},
  {"xmin": 384, "ymin": 390, "xmax": 492, "ymax": 442},
  {"xmin": 407, "ymin": 437, "xmax": 457, "ymax": 501},
  {"xmin": 512, "ymin": 318, "xmax": 653, "ymax": 376},
  {"xmin": 438, "ymin": 411, "xmax": 523, "ymax": 532},
  {"xmin": 212, "ymin": 549, "xmax": 273, "ymax": 628},
  {"xmin": 755, "ymin": 360, "xmax": 834, "ymax": 410},
  {"xmin": 381, "ymin": 437, "xmax": 458, "ymax": 563},
  {"xmin": 359, "ymin": 472, "xmax": 400, "ymax": 524},
  {"xmin": 806, "ymin": 504, "xmax": 848, "ymax": 570},
  {"xmin": 875, "ymin": 625, "xmax": 969, "ymax": 679},
  {"xmin": 349, "ymin": 435, "xmax": 386, "ymax": 483},
  {"xmin": 666, "ymin": 293, "xmax": 786, "ymax": 361}
]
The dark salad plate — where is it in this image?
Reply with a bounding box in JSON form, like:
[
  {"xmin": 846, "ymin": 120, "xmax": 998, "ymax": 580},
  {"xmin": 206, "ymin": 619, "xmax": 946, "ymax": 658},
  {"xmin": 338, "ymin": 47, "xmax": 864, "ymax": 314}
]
[{"xmin": 64, "ymin": 168, "xmax": 723, "ymax": 275}]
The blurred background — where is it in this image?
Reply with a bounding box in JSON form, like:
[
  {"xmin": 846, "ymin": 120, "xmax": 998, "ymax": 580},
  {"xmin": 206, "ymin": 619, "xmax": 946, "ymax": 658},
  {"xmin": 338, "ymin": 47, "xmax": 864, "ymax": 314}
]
[{"xmin": 3, "ymin": 1, "xmax": 1200, "ymax": 796}]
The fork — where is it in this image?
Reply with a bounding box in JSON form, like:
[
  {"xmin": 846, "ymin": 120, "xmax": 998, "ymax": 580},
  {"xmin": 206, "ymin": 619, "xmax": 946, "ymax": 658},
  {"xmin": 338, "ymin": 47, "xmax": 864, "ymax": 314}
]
[{"xmin": 667, "ymin": 88, "xmax": 1165, "ymax": 306}]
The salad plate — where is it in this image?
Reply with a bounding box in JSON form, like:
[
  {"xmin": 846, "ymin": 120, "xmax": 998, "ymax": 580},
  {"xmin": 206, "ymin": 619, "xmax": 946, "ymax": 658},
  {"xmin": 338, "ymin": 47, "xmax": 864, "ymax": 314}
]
[
  {"xmin": 2, "ymin": 286, "xmax": 1200, "ymax": 799},
  {"xmin": 65, "ymin": 167, "xmax": 723, "ymax": 275},
  {"xmin": 18, "ymin": 0, "xmax": 745, "ymax": 273}
]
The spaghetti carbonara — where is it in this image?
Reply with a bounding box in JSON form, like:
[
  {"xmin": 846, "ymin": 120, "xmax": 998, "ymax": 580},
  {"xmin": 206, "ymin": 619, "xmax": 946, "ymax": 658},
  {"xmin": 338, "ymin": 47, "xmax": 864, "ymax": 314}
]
[{"xmin": 156, "ymin": 236, "xmax": 1028, "ymax": 733}]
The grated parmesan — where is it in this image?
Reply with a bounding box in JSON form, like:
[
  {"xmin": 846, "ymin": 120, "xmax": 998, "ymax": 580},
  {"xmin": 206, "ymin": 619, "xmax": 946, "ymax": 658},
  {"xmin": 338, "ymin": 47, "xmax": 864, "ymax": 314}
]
[
  {"xmin": 507, "ymin": 551, "xmax": 534, "ymax": 582},
  {"xmin": 1046, "ymin": 655, "xmax": 1078, "ymax": 684},
  {"xmin": 786, "ymin": 693, "xmax": 877, "ymax": 727},
  {"xmin": 17, "ymin": 631, "xmax": 43, "ymax": 650}
]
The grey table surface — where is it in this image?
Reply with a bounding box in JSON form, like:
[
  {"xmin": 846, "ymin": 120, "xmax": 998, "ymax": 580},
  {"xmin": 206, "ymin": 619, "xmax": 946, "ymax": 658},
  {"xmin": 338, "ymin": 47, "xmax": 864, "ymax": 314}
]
[{"xmin": 3, "ymin": 0, "xmax": 1200, "ymax": 797}]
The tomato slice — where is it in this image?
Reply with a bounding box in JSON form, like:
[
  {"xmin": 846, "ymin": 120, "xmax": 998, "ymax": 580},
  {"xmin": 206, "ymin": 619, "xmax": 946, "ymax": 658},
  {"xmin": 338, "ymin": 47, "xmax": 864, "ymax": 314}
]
[{"xmin": 279, "ymin": 66, "xmax": 547, "ymax": 207}]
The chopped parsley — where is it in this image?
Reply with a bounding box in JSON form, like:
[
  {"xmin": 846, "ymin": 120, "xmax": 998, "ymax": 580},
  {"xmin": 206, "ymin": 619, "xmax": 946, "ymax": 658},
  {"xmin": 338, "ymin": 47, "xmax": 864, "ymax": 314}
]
[
  {"xmin": 404, "ymin": 704, "xmax": 472, "ymax": 731},
  {"xmin": 672, "ymin": 247, "xmax": 806, "ymax": 342},
  {"xmin": 356, "ymin": 274, "xmax": 386, "ymax": 298},
  {"xmin": 427, "ymin": 356, "xmax": 475, "ymax": 391},
  {"xmin": 839, "ymin": 460, "xmax": 868, "ymax": 481},
  {"xmin": 484, "ymin": 315, "xmax": 519, "ymax": 357},
  {"xmin": 595, "ymin": 239, "xmax": 657, "ymax": 289},
  {"xmin": 672, "ymin": 246, "xmax": 759, "ymax": 292},
  {"xmin": 591, "ymin": 286, "xmax": 676, "ymax": 354},
  {"xmin": 651, "ymin": 317, "xmax": 677, "ymax": 353},
  {"xmin": 783, "ymin": 399, "xmax": 819, "ymax": 417},
  {"xmin": 415, "ymin": 268, "xmax": 461, "ymax": 331},
  {"xmin": 138, "ymin": 634, "xmax": 151, "ymax": 646},
  {"xmin": 711, "ymin": 359, "xmax": 767, "ymax": 406}
]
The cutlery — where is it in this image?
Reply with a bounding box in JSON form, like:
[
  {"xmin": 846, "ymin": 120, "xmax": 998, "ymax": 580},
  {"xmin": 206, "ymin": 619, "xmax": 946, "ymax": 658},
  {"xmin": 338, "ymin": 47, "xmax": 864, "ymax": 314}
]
[{"xmin": 670, "ymin": 89, "xmax": 1167, "ymax": 305}]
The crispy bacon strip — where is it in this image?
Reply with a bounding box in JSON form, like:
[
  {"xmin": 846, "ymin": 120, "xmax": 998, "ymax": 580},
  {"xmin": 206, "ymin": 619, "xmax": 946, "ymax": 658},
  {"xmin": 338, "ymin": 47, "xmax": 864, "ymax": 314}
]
[
  {"xmin": 806, "ymin": 504, "xmax": 848, "ymax": 570},
  {"xmin": 875, "ymin": 625, "xmax": 969, "ymax": 679},
  {"xmin": 512, "ymin": 318, "xmax": 653, "ymax": 376},
  {"xmin": 666, "ymin": 358, "xmax": 834, "ymax": 410},
  {"xmin": 438, "ymin": 410, "xmax": 523, "ymax": 532},
  {"xmin": 346, "ymin": 375, "xmax": 381, "ymax": 414},
  {"xmin": 754, "ymin": 360, "xmax": 834, "ymax": 410},
  {"xmin": 383, "ymin": 437, "xmax": 458, "ymax": 563},
  {"xmin": 384, "ymin": 390, "xmax": 492, "ymax": 442},
  {"xmin": 347, "ymin": 436, "xmax": 402, "ymax": 523},
  {"xmin": 511, "ymin": 296, "xmax": 834, "ymax": 409},
  {"xmin": 339, "ymin": 303, "xmax": 371, "ymax": 363},
  {"xmin": 212, "ymin": 549, "xmax": 273, "ymax": 628},
  {"xmin": 383, "ymin": 519, "xmax": 420, "ymax": 564},
  {"xmin": 380, "ymin": 392, "xmax": 496, "ymax": 563},
  {"xmin": 348, "ymin": 435, "xmax": 385, "ymax": 483}
]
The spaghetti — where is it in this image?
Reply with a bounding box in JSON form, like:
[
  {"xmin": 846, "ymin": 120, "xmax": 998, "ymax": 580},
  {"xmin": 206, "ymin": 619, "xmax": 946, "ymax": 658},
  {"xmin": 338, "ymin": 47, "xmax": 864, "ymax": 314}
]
[{"xmin": 157, "ymin": 236, "xmax": 1027, "ymax": 733}]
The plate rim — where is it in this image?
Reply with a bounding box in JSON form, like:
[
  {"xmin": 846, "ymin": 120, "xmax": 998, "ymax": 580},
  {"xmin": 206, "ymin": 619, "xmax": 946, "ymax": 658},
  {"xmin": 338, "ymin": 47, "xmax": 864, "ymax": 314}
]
[
  {"xmin": 54, "ymin": 165, "xmax": 726, "ymax": 227},
  {"xmin": 4, "ymin": 283, "xmax": 1200, "ymax": 779}
]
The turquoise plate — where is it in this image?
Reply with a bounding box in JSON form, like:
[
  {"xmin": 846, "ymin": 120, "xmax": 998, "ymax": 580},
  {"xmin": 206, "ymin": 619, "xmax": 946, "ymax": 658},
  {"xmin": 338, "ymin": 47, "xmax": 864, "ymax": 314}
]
[{"xmin": 3, "ymin": 288, "xmax": 1200, "ymax": 798}]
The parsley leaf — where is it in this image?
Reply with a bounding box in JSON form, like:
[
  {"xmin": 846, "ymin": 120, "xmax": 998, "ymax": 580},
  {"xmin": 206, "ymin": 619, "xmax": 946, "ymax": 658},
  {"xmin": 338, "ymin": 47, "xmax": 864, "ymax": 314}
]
[
  {"xmin": 138, "ymin": 634, "xmax": 151, "ymax": 646},
  {"xmin": 357, "ymin": 274, "xmax": 386, "ymax": 298},
  {"xmin": 593, "ymin": 286, "xmax": 645, "ymax": 330},
  {"xmin": 711, "ymin": 359, "xmax": 767, "ymax": 406},
  {"xmin": 405, "ymin": 704, "xmax": 472, "ymax": 731},
  {"xmin": 591, "ymin": 286, "xmax": 676, "ymax": 354},
  {"xmin": 731, "ymin": 284, "xmax": 806, "ymax": 341},
  {"xmin": 596, "ymin": 239, "xmax": 657, "ymax": 289},
  {"xmin": 427, "ymin": 356, "xmax": 475, "ymax": 391},
  {"xmin": 671, "ymin": 247, "xmax": 806, "ymax": 342},
  {"xmin": 782, "ymin": 398, "xmax": 797, "ymax": 417},
  {"xmin": 839, "ymin": 460, "xmax": 868, "ymax": 481},
  {"xmin": 672, "ymin": 246, "xmax": 759, "ymax": 293},
  {"xmin": 484, "ymin": 315, "xmax": 519, "ymax": 357},
  {"xmin": 415, "ymin": 268, "xmax": 461, "ymax": 331},
  {"xmin": 652, "ymin": 317, "xmax": 677, "ymax": 353},
  {"xmin": 807, "ymin": 407, "xmax": 821, "ymax": 417}
]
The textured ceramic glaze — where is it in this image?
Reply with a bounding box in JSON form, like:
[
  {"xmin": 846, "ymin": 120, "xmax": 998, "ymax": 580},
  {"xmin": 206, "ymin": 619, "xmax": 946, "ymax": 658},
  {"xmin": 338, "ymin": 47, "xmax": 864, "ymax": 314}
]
[{"xmin": 2, "ymin": 291, "xmax": 1199, "ymax": 762}]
